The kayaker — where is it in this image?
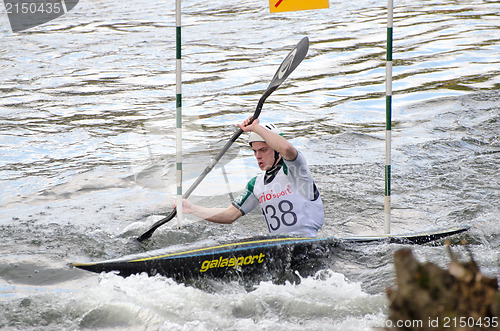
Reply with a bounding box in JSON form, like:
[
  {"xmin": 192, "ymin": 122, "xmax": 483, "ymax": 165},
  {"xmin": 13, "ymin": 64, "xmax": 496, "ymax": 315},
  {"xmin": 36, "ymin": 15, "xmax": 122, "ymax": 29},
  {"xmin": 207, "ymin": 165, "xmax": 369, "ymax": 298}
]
[{"xmin": 178, "ymin": 116, "xmax": 324, "ymax": 237}]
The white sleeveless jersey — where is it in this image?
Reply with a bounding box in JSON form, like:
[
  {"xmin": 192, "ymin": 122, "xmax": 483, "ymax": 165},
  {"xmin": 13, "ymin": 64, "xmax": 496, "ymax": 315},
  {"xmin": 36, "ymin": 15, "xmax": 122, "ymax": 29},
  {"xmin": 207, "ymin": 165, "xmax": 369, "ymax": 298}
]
[{"xmin": 233, "ymin": 152, "xmax": 324, "ymax": 237}]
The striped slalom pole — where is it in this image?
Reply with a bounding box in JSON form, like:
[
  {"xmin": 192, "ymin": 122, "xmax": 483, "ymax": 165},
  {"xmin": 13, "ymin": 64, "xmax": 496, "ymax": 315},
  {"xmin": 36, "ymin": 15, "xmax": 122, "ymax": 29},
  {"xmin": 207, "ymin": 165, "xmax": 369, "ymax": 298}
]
[
  {"xmin": 175, "ymin": 0, "xmax": 183, "ymax": 228},
  {"xmin": 384, "ymin": 0, "xmax": 393, "ymax": 234}
]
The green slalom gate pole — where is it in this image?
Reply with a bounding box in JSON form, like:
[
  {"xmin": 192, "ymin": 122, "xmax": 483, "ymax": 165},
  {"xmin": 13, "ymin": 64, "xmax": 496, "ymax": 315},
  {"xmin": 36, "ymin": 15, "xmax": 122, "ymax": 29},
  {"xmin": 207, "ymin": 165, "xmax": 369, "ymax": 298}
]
[
  {"xmin": 176, "ymin": 0, "xmax": 183, "ymax": 228},
  {"xmin": 385, "ymin": 0, "xmax": 393, "ymax": 234}
]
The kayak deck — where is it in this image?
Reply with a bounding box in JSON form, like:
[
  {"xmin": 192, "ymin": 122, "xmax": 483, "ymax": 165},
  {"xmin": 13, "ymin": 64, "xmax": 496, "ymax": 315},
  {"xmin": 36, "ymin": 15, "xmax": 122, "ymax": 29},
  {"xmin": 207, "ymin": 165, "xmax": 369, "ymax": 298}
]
[
  {"xmin": 73, "ymin": 226, "xmax": 470, "ymax": 283},
  {"xmin": 73, "ymin": 236, "xmax": 340, "ymax": 284}
]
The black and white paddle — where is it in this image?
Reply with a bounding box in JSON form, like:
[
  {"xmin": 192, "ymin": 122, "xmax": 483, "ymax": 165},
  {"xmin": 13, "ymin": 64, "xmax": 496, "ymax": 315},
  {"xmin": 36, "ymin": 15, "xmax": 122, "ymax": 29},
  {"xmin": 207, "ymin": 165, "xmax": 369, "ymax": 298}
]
[{"xmin": 137, "ymin": 36, "xmax": 309, "ymax": 242}]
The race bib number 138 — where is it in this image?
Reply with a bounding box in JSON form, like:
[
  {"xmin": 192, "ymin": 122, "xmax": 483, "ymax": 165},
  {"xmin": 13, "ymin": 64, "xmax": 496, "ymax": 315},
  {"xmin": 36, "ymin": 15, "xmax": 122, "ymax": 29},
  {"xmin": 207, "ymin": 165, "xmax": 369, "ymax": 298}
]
[{"xmin": 263, "ymin": 200, "xmax": 297, "ymax": 231}]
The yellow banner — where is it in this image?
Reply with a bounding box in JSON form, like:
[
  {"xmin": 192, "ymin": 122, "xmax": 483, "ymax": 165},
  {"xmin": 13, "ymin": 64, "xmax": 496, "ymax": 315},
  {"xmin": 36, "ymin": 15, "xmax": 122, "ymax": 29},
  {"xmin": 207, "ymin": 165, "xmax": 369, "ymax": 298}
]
[{"xmin": 269, "ymin": 0, "xmax": 329, "ymax": 13}]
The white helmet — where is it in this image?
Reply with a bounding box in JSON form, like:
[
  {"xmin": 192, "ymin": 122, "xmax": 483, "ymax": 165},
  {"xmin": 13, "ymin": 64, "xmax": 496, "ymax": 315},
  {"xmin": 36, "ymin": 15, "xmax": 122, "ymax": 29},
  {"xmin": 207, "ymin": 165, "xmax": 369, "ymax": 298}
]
[{"xmin": 248, "ymin": 124, "xmax": 283, "ymax": 146}]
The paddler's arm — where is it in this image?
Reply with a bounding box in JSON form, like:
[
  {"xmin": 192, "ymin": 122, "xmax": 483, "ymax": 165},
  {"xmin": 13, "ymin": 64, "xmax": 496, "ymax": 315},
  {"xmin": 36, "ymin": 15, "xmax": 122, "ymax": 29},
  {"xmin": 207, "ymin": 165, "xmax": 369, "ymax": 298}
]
[
  {"xmin": 177, "ymin": 199, "xmax": 242, "ymax": 224},
  {"xmin": 238, "ymin": 117, "xmax": 298, "ymax": 161}
]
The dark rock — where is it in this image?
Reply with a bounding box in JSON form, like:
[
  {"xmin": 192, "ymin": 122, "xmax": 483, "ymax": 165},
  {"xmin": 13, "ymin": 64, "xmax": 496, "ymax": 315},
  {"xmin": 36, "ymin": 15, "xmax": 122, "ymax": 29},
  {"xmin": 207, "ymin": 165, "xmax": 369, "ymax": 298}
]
[{"xmin": 386, "ymin": 246, "xmax": 499, "ymax": 330}]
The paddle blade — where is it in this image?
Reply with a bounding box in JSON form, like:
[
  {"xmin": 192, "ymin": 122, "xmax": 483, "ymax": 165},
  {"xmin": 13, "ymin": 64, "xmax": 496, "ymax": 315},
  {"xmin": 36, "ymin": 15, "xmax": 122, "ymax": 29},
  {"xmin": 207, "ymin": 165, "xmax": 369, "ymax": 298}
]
[
  {"xmin": 137, "ymin": 228, "xmax": 155, "ymax": 242},
  {"xmin": 251, "ymin": 37, "xmax": 309, "ymax": 120},
  {"xmin": 137, "ymin": 209, "xmax": 177, "ymax": 242},
  {"xmin": 267, "ymin": 36, "xmax": 309, "ymax": 92}
]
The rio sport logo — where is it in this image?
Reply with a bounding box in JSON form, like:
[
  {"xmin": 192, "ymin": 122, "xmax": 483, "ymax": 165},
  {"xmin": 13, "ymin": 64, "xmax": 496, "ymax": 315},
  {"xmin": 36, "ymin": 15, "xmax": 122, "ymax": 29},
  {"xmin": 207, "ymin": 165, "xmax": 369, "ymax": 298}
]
[{"xmin": 2, "ymin": 0, "xmax": 79, "ymax": 32}]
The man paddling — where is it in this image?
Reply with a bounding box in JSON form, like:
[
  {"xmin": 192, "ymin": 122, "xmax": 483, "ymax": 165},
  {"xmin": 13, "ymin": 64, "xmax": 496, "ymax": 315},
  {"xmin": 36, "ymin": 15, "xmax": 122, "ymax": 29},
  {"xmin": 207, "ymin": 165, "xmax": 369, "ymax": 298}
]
[{"xmin": 178, "ymin": 117, "xmax": 324, "ymax": 237}]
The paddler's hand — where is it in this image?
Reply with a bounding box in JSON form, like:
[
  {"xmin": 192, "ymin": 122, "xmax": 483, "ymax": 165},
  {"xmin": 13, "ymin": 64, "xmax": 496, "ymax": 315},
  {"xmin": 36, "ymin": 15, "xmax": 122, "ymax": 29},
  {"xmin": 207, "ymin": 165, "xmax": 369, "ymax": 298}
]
[
  {"xmin": 173, "ymin": 199, "xmax": 194, "ymax": 214},
  {"xmin": 238, "ymin": 116, "xmax": 260, "ymax": 132}
]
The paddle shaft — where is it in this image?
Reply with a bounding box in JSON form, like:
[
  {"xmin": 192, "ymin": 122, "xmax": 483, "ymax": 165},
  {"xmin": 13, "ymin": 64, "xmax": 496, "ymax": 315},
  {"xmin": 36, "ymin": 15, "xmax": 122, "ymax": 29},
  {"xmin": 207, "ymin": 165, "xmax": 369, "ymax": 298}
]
[
  {"xmin": 137, "ymin": 37, "xmax": 309, "ymax": 242},
  {"xmin": 137, "ymin": 128, "xmax": 244, "ymax": 241},
  {"xmin": 137, "ymin": 106, "xmax": 263, "ymax": 242}
]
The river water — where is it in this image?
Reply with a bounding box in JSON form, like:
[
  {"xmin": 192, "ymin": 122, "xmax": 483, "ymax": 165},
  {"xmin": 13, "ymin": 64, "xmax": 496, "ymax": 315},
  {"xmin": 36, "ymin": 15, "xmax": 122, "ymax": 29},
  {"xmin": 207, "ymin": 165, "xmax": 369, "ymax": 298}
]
[{"xmin": 0, "ymin": 0, "xmax": 499, "ymax": 330}]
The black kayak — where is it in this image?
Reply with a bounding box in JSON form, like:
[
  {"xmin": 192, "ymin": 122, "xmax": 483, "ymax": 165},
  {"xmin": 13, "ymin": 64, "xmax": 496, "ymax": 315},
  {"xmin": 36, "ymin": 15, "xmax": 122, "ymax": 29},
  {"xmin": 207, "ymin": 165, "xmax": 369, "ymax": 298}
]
[{"xmin": 72, "ymin": 226, "xmax": 469, "ymax": 284}]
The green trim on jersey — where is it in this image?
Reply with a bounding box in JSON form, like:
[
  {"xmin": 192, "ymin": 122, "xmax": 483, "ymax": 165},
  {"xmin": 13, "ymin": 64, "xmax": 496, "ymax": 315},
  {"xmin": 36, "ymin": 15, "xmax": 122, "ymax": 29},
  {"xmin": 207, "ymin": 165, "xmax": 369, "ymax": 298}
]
[
  {"xmin": 233, "ymin": 176, "xmax": 257, "ymax": 208},
  {"xmin": 282, "ymin": 161, "xmax": 288, "ymax": 176}
]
